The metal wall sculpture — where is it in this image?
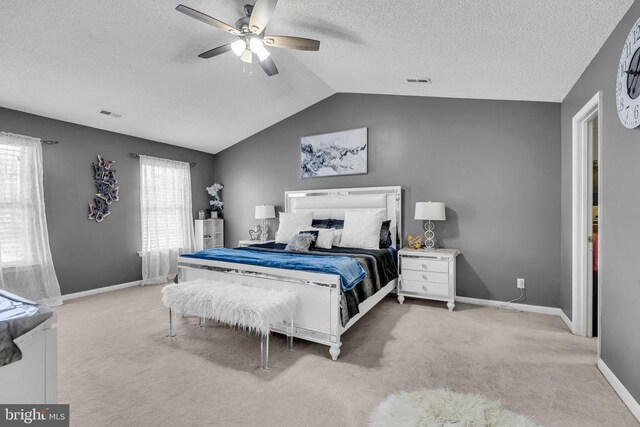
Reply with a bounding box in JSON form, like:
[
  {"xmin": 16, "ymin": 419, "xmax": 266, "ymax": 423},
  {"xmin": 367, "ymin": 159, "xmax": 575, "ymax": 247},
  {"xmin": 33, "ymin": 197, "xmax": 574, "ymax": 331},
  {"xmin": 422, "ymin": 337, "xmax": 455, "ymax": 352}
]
[{"xmin": 88, "ymin": 155, "xmax": 119, "ymax": 222}]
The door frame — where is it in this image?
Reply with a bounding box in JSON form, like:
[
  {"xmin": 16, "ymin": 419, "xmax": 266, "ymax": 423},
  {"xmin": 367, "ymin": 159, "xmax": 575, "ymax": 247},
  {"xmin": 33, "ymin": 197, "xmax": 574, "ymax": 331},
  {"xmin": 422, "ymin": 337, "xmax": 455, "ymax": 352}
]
[{"xmin": 571, "ymin": 91, "xmax": 602, "ymax": 350}]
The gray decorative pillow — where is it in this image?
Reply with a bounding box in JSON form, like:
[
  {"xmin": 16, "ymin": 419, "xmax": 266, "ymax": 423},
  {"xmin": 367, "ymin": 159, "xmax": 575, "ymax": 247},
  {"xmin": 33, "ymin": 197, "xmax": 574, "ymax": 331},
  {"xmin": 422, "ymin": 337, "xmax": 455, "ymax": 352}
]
[{"xmin": 285, "ymin": 233, "xmax": 317, "ymax": 252}]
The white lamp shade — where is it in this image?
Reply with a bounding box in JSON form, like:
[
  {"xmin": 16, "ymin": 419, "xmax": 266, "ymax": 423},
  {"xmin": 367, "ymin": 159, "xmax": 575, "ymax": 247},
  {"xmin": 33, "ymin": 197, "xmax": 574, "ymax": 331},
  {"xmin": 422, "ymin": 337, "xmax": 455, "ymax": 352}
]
[
  {"xmin": 414, "ymin": 202, "xmax": 446, "ymax": 221},
  {"xmin": 255, "ymin": 205, "xmax": 276, "ymax": 220}
]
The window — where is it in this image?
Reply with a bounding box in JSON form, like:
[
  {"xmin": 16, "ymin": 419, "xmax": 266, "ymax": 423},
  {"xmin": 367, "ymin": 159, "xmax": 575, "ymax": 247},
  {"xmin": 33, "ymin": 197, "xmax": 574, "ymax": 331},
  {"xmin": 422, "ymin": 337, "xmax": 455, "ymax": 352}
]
[
  {"xmin": 0, "ymin": 132, "xmax": 61, "ymax": 306},
  {"xmin": 0, "ymin": 142, "xmax": 35, "ymax": 266},
  {"xmin": 139, "ymin": 155, "xmax": 195, "ymax": 252}
]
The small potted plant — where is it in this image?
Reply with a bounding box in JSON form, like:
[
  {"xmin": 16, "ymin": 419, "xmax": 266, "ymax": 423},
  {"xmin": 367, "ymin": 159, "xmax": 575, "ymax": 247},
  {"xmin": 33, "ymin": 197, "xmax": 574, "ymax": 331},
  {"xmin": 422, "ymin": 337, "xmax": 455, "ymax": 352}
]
[{"xmin": 206, "ymin": 183, "xmax": 224, "ymax": 218}]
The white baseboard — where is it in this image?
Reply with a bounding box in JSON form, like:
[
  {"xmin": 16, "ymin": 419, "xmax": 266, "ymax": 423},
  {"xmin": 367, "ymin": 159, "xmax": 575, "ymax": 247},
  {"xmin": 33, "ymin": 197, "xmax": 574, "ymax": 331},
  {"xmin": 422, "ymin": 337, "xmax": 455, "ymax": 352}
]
[
  {"xmin": 598, "ymin": 358, "xmax": 640, "ymax": 422},
  {"xmin": 62, "ymin": 280, "xmax": 142, "ymax": 301},
  {"xmin": 455, "ymin": 296, "xmax": 563, "ymax": 316},
  {"xmin": 559, "ymin": 310, "xmax": 573, "ymax": 333}
]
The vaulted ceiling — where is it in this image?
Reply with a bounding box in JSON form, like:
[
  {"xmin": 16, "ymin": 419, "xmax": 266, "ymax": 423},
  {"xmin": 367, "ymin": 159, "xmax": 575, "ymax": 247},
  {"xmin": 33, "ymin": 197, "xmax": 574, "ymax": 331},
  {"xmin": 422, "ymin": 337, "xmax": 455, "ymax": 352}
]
[{"xmin": 0, "ymin": 0, "xmax": 634, "ymax": 154}]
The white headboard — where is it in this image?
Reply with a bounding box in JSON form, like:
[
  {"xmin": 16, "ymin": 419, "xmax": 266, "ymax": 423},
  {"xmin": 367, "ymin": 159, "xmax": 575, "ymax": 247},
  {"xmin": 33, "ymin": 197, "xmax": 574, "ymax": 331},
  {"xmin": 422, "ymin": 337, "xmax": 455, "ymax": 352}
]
[{"xmin": 285, "ymin": 186, "xmax": 402, "ymax": 247}]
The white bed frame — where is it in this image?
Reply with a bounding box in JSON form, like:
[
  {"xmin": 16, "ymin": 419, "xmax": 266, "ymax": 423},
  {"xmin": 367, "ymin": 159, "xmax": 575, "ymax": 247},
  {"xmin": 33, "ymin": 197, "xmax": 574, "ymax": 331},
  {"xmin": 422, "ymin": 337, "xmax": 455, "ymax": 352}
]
[{"xmin": 177, "ymin": 186, "xmax": 401, "ymax": 360}]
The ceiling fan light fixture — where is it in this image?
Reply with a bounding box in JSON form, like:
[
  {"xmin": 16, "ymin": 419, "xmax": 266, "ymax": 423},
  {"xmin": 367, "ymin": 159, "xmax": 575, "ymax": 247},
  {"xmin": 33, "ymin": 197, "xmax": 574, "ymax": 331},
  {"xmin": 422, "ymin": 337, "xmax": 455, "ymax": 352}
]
[
  {"xmin": 257, "ymin": 49, "xmax": 270, "ymax": 62},
  {"xmin": 240, "ymin": 49, "xmax": 253, "ymax": 63},
  {"xmin": 249, "ymin": 37, "xmax": 264, "ymax": 53},
  {"xmin": 230, "ymin": 39, "xmax": 246, "ymax": 56}
]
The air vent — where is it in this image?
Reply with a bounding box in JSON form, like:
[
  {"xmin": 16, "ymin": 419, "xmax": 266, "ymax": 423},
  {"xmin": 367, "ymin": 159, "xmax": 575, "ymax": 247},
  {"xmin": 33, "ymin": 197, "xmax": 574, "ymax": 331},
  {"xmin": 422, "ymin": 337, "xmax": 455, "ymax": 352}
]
[
  {"xmin": 99, "ymin": 110, "xmax": 122, "ymax": 118},
  {"xmin": 406, "ymin": 78, "xmax": 432, "ymax": 84}
]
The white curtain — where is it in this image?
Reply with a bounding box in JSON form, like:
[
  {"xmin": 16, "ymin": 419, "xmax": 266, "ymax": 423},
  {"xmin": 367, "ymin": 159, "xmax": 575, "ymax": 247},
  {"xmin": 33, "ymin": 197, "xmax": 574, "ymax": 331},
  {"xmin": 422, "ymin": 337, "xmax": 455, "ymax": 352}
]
[
  {"xmin": 0, "ymin": 132, "xmax": 62, "ymax": 306},
  {"xmin": 139, "ymin": 155, "xmax": 195, "ymax": 285}
]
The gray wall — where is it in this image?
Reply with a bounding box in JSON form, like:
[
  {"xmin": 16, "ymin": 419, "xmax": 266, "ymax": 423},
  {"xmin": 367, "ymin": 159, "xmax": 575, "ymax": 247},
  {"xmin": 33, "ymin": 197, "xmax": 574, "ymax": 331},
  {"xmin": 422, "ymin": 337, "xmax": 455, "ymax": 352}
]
[
  {"xmin": 560, "ymin": 1, "xmax": 640, "ymax": 403},
  {"xmin": 0, "ymin": 107, "xmax": 215, "ymax": 295},
  {"xmin": 214, "ymin": 93, "xmax": 562, "ymax": 307}
]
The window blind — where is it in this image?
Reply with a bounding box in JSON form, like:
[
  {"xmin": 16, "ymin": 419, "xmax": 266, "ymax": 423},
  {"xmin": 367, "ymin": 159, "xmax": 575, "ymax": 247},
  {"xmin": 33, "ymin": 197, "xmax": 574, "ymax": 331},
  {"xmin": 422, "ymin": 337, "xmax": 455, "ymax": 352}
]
[
  {"xmin": 140, "ymin": 156, "xmax": 194, "ymax": 252},
  {"xmin": 0, "ymin": 143, "xmax": 34, "ymax": 266}
]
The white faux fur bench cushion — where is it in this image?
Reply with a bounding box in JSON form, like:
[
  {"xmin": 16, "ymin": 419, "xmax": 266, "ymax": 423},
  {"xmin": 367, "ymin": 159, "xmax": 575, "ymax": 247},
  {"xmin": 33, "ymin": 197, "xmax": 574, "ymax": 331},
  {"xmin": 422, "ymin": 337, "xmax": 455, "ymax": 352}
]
[{"xmin": 161, "ymin": 279, "xmax": 297, "ymax": 336}]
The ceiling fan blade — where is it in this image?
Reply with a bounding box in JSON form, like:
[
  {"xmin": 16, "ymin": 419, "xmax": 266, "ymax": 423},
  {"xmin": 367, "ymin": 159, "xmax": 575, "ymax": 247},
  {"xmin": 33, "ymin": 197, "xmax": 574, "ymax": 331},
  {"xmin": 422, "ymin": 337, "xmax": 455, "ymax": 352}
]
[
  {"xmin": 198, "ymin": 44, "xmax": 232, "ymax": 59},
  {"xmin": 249, "ymin": 0, "xmax": 278, "ymax": 34},
  {"xmin": 263, "ymin": 36, "xmax": 320, "ymax": 51},
  {"xmin": 176, "ymin": 4, "xmax": 240, "ymax": 35},
  {"xmin": 257, "ymin": 54, "xmax": 279, "ymax": 76}
]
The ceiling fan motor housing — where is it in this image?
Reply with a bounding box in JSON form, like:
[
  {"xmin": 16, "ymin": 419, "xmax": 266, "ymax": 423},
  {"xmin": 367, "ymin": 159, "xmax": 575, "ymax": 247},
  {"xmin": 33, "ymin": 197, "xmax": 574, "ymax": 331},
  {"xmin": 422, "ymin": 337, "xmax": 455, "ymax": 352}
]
[{"xmin": 235, "ymin": 16, "xmax": 252, "ymax": 33}]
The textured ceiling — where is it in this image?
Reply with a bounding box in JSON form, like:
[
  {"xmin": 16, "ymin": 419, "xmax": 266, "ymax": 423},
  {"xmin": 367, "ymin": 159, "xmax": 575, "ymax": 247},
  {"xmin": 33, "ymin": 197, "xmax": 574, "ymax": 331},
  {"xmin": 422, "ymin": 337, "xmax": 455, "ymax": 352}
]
[
  {"xmin": 0, "ymin": 0, "xmax": 634, "ymax": 154},
  {"xmin": 272, "ymin": 0, "xmax": 634, "ymax": 101}
]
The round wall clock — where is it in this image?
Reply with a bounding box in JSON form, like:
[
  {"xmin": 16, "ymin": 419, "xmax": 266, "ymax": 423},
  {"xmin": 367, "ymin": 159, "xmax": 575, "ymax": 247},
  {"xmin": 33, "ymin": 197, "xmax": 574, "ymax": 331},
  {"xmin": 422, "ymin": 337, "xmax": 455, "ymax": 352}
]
[{"xmin": 617, "ymin": 16, "xmax": 640, "ymax": 128}]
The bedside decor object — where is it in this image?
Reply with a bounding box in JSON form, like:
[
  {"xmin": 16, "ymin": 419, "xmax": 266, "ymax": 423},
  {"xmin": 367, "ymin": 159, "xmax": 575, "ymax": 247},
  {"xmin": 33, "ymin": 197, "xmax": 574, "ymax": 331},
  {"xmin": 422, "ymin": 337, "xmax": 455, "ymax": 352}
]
[
  {"xmin": 397, "ymin": 247, "xmax": 460, "ymax": 310},
  {"xmin": 198, "ymin": 210, "xmax": 205, "ymax": 220},
  {"xmin": 88, "ymin": 155, "xmax": 119, "ymax": 223},
  {"xmin": 248, "ymin": 227, "xmax": 261, "ymax": 241},
  {"xmin": 616, "ymin": 15, "xmax": 640, "ymax": 128},
  {"xmin": 414, "ymin": 202, "xmax": 446, "ymax": 249},
  {"xmin": 206, "ymin": 183, "xmax": 224, "ymax": 218},
  {"xmin": 300, "ymin": 127, "xmax": 368, "ymax": 178},
  {"xmin": 407, "ymin": 234, "xmax": 423, "ymax": 250},
  {"xmin": 255, "ymin": 205, "xmax": 276, "ymax": 242}
]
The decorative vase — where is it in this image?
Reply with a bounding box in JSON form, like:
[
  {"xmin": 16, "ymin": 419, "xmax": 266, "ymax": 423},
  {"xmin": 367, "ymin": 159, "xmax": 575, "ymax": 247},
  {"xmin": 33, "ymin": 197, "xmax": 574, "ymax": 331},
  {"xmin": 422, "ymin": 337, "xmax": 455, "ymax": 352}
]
[{"xmin": 210, "ymin": 211, "xmax": 219, "ymax": 219}]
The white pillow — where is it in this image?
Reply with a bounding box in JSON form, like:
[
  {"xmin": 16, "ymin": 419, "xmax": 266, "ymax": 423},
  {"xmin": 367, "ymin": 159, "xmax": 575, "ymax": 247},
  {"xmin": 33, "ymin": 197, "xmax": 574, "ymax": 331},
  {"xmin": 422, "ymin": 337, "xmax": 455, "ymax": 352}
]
[
  {"xmin": 300, "ymin": 227, "xmax": 335, "ymax": 249},
  {"xmin": 339, "ymin": 209, "xmax": 386, "ymax": 249},
  {"xmin": 333, "ymin": 229, "xmax": 343, "ymax": 247},
  {"xmin": 275, "ymin": 212, "xmax": 314, "ymax": 244}
]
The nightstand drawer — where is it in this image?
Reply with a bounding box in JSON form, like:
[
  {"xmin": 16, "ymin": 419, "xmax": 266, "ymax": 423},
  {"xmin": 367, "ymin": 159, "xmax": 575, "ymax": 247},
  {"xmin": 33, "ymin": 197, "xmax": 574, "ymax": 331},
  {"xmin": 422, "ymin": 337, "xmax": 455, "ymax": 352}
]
[
  {"xmin": 402, "ymin": 269, "xmax": 449, "ymax": 284},
  {"xmin": 402, "ymin": 257, "xmax": 448, "ymax": 273},
  {"xmin": 401, "ymin": 280, "xmax": 449, "ymax": 297}
]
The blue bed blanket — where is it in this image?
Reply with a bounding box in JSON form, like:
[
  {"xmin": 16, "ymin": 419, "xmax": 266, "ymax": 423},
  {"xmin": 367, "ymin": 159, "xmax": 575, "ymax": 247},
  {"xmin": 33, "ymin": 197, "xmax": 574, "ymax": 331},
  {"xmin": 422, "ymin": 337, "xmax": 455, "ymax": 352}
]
[{"xmin": 181, "ymin": 248, "xmax": 366, "ymax": 291}]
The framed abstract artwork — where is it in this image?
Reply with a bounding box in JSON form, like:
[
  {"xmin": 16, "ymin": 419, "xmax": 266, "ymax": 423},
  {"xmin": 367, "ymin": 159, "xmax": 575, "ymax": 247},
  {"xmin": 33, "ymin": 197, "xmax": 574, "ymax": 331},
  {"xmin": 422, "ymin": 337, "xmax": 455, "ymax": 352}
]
[{"xmin": 300, "ymin": 127, "xmax": 368, "ymax": 178}]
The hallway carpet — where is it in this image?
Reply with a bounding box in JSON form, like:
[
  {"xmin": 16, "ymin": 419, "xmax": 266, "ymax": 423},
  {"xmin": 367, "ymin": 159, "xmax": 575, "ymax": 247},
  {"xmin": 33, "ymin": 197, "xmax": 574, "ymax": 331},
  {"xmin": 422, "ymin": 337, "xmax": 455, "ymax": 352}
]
[{"xmin": 56, "ymin": 284, "xmax": 637, "ymax": 426}]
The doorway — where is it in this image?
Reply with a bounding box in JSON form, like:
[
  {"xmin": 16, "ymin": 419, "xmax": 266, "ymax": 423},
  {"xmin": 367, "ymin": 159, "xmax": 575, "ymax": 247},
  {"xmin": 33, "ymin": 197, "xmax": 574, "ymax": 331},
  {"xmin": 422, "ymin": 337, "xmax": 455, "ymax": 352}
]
[
  {"xmin": 571, "ymin": 91, "xmax": 602, "ymax": 343},
  {"xmin": 587, "ymin": 115, "xmax": 599, "ymax": 337}
]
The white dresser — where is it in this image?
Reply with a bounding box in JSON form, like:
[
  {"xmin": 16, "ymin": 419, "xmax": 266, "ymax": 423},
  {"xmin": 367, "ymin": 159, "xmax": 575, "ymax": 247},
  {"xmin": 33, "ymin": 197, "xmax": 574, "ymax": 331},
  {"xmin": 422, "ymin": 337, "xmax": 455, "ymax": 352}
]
[{"xmin": 397, "ymin": 247, "xmax": 460, "ymax": 311}]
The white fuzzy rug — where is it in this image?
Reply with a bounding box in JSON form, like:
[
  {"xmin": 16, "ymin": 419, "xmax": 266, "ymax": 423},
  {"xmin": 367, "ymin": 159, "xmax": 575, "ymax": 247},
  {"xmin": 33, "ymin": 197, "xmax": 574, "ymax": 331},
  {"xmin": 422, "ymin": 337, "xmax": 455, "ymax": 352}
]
[{"xmin": 371, "ymin": 389, "xmax": 542, "ymax": 427}]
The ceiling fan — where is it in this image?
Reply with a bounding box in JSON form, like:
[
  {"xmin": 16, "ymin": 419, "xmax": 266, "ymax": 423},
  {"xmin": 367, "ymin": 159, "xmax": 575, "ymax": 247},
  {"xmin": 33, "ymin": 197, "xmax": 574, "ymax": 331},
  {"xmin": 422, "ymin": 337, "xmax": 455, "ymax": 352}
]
[{"xmin": 176, "ymin": 0, "xmax": 320, "ymax": 77}]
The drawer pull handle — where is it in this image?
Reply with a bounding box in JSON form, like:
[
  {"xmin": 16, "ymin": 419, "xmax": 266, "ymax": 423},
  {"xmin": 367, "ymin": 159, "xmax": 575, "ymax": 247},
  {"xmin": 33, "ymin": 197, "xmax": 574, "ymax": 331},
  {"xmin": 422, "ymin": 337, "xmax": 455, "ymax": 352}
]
[
  {"xmin": 422, "ymin": 285, "xmax": 428, "ymax": 292},
  {"xmin": 422, "ymin": 263, "xmax": 428, "ymax": 269},
  {"xmin": 422, "ymin": 274, "xmax": 428, "ymax": 280}
]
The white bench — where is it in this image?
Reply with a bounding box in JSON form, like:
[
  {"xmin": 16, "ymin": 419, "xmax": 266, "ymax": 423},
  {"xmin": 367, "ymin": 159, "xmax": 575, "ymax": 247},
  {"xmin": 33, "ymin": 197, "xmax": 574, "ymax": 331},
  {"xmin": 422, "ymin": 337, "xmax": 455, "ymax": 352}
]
[{"xmin": 161, "ymin": 279, "xmax": 297, "ymax": 369}]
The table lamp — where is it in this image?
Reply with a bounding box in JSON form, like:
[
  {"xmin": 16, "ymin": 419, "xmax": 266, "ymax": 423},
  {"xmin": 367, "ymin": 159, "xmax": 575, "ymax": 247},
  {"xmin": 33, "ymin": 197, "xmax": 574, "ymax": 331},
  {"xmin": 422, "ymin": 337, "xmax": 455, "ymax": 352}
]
[
  {"xmin": 255, "ymin": 205, "xmax": 276, "ymax": 242},
  {"xmin": 414, "ymin": 202, "xmax": 446, "ymax": 249}
]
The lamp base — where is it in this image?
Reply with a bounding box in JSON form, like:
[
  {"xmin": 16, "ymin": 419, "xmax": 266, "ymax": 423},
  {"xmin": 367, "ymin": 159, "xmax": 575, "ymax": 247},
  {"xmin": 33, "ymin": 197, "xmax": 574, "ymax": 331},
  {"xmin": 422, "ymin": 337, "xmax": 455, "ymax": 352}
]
[
  {"xmin": 260, "ymin": 220, "xmax": 269, "ymax": 242},
  {"xmin": 424, "ymin": 221, "xmax": 436, "ymax": 249}
]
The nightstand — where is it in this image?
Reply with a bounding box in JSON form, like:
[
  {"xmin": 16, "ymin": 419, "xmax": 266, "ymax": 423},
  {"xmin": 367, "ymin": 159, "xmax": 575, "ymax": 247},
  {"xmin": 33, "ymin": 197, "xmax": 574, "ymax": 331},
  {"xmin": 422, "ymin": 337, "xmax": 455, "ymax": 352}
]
[
  {"xmin": 397, "ymin": 247, "xmax": 460, "ymax": 311},
  {"xmin": 238, "ymin": 239, "xmax": 274, "ymax": 248}
]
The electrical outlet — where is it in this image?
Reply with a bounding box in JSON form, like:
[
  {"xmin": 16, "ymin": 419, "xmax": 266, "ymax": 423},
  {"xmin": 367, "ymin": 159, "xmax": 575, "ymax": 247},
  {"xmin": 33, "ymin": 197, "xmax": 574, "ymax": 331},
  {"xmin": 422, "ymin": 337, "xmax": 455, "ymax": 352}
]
[{"xmin": 517, "ymin": 278, "xmax": 525, "ymax": 289}]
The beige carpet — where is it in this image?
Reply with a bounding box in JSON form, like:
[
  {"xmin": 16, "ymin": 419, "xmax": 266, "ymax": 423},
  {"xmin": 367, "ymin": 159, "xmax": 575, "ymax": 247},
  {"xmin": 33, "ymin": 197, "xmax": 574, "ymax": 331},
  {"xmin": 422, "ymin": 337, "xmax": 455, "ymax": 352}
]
[{"xmin": 56, "ymin": 284, "xmax": 638, "ymax": 427}]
